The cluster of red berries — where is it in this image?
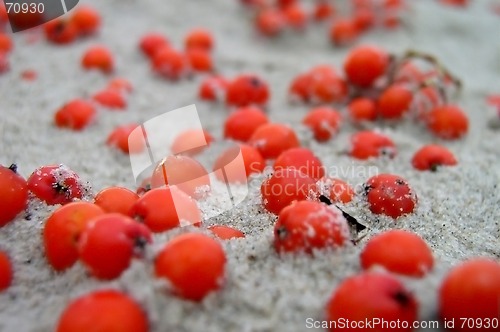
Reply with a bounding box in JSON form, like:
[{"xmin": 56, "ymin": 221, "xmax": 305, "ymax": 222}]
[
  {"xmin": 44, "ymin": 5, "xmax": 101, "ymax": 45},
  {"xmin": 139, "ymin": 28, "xmax": 215, "ymax": 80},
  {"xmin": 241, "ymin": 0, "xmax": 407, "ymax": 45}
]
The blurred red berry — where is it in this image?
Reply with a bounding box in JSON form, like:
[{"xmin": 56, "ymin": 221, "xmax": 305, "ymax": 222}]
[
  {"xmin": 107, "ymin": 123, "xmax": 145, "ymax": 154},
  {"xmin": 0, "ymin": 251, "xmax": 12, "ymax": 292},
  {"xmin": 94, "ymin": 187, "xmax": 139, "ymax": 215},
  {"xmin": 187, "ymin": 48, "xmax": 213, "ymax": 72},
  {"xmin": 377, "ymin": 84, "xmax": 413, "ymax": 119},
  {"xmin": 213, "ymin": 144, "xmax": 265, "ymax": 183},
  {"xmin": 426, "ymin": 105, "xmax": 468, "ymax": 139},
  {"xmin": 273, "ymin": 148, "xmax": 325, "ymax": 181},
  {"xmin": 0, "ymin": 33, "xmax": 13, "ymax": 53},
  {"xmin": 199, "ymin": 75, "xmax": 229, "ymax": 101},
  {"xmin": 302, "ymin": 106, "xmax": 342, "ymax": 142},
  {"xmin": 81, "ymin": 45, "xmax": 114, "ymax": 74},
  {"xmin": 152, "ymin": 47, "xmax": 187, "ymax": 80},
  {"xmin": 255, "ymin": 9, "xmax": 286, "ymax": 37},
  {"xmin": 44, "ymin": 19, "xmax": 78, "ymax": 45},
  {"xmin": 249, "ymin": 123, "xmax": 300, "ymax": 159},
  {"xmin": 224, "ymin": 106, "xmax": 269, "ymax": 142},
  {"xmin": 208, "ymin": 225, "xmax": 245, "ymax": 240},
  {"xmin": 171, "ymin": 129, "xmax": 214, "ymax": 156},
  {"xmin": 329, "ymin": 19, "xmax": 359, "ymax": 46},
  {"xmin": 348, "ymin": 97, "xmax": 377, "ymax": 122},
  {"xmin": 56, "ymin": 290, "xmax": 149, "ymax": 332},
  {"xmin": 93, "ymin": 88, "xmax": 127, "ymax": 109},
  {"xmin": 70, "ymin": 5, "xmax": 101, "ymax": 36},
  {"xmin": 226, "ymin": 74, "xmax": 270, "ymax": 107},
  {"xmin": 313, "ymin": 2, "xmax": 335, "ymax": 21},
  {"xmin": 139, "ymin": 32, "xmax": 169, "ymax": 58},
  {"xmin": 411, "ymin": 144, "xmax": 457, "ymax": 171},
  {"xmin": 344, "ymin": 45, "xmax": 389, "ymax": 87},
  {"xmin": 185, "ymin": 28, "xmax": 214, "ymax": 51},
  {"xmin": 54, "ymin": 99, "xmax": 96, "ymax": 130},
  {"xmin": 349, "ymin": 130, "xmax": 396, "ymax": 160},
  {"xmin": 283, "ymin": 4, "xmax": 307, "ymax": 30}
]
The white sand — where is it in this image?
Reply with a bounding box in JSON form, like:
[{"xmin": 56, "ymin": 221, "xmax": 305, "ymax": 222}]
[{"xmin": 0, "ymin": 0, "xmax": 499, "ymax": 331}]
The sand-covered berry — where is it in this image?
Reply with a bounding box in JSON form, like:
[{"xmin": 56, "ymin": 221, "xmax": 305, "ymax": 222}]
[
  {"xmin": 302, "ymin": 107, "xmax": 342, "ymax": 142},
  {"xmin": 273, "ymin": 148, "xmax": 325, "ymax": 181},
  {"xmin": 349, "ymin": 131, "xmax": 396, "ymax": 160}
]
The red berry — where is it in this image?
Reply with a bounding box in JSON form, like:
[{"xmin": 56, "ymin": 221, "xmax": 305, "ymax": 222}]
[
  {"xmin": 319, "ymin": 177, "xmax": 354, "ymax": 204},
  {"xmin": 94, "ymin": 187, "xmax": 139, "ymax": 215},
  {"xmin": 107, "ymin": 77, "xmax": 133, "ymax": 94},
  {"xmin": 43, "ymin": 202, "xmax": 104, "ymax": 271},
  {"xmin": 130, "ymin": 187, "xmax": 201, "ymax": 232},
  {"xmin": 302, "ymin": 106, "xmax": 342, "ymax": 142},
  {"xmin": 354, "ymin": 8, "xmax": 376, "ymax": 31},
  {"xmin": 349, "ymin": 97, "xmax": 377, "ymax": 122},
  {"xmin": 20, "ymin": 69, "xmax": 38, "ymax": 81},
  {"xmin": 224, "ymin": 106, "xmax": 269, "ymax": 142},
  {"xmin": 377, "ymin": 84, "xmax": 413, "ymax": 119},
  {"xmin": 170, "ymin": 129, "xmax": 214, "ymax": 156},
  {"xmin": 361, "ymin": 230, "xmax": 434, "ymax": 277},
  {"xmin": 411, "ymin": 144, "xmax": 457, "ymax": 171},
  {"xmin": 289, "ymin": 73, "xmax": 312, "ymax": 102},
  {"xmin": 439, "ymin": 258, "xmax": 500, "ymax": 331},
  {"xmin": 152, "ymin": 47, "xmax": 187, "ymax": 80},
  {"xmin": 56, "ymin": 290, "xmax": 148, "ymax": 332},
  {"xmin": 344, "ymin": 45, "xmax": 389, "ymax": 87},
  {"xmin": 273, "ymin": 148, "xmax": 325, "ymax": 181},
  {"xmin": 309, "ymin": 68, "xmax": 348, "ymax": 104},
  {"xmin": 139, "ymin": 32, "xmax": 170, "ymax": 58},
  {"xmin": 349, "ymin": 130, "xmax": 396, "ymax": 160},
  {"xmin": 213, "ymin": 144, "xmax": 265, "ymax": 183},
  {"xmin": 78, "ymin": 213, "xmax": 152, "ymax": 280},
  {"xmin": 187, "ymin": 48, "xmax": 213, "ymax": 72},
  {"xmin": 150, "ymin": 155, "xmax": 211, "ymax": 199},
  {"xmin": 255, "ymin": 9, "xmax": 285, "ymax": 37},
  {"xmin": 225, "ymin": 74, "xmax": 270, "ymax": 108},
  {"xmin": 0, "ymin": 33, "xmax": 13, "ymax": 53},
  {"xmin": 155, "ymin": 233, "xmax": 226, "ymax": 301},
  {"xmin": 70, "ymin": 5, "xmax": 101, "ymax": 36},
  {"xmin": 54, "ymin": 99, "xmax": 96, "ymax": 130},
  {"xmin": 365, "ymin": 173, "xmax": 417, "ymax": 219},
  {"xmin": 283, "ymin": 4, "xmax": 307, "ymax": 30},
  {"xmin": 248, "ymin": 123, "xmax": 300, "ymax": 159},
  {"xmin": 185, "ymin": 28, "xmax": 214, "ymax": 51},
  {"xmin": 261, "ymin": 168, "xmax": 317, "ymax": 214},
  {"xmin": 329, "ymin": 18, "xmax": 359, "ymax": 46},
  {"xmin": 326, "ymin": 272, "xmax": 418, "ymax": 332},
  {"xmin": 426, "ymin": 105, "xmax": 469, "ymax": 139},
  {"xmin": 274, "ymin": 201, "xmax": 350, "ymax": 254},
  {"xmin": 0, "ymin": 164, "xmax": 29, "ymax": 227},
  {"xmin": 313, "ymin": 2, "xmax": 335, "ymax": 21},
  {"xmin": 27, "ymin": 164, "xmax": 85, "ymax": 205},
  {"xmin": 199, "ymin": 75, "xmax": 229, "ymax": 101},
  {"xmin": 208, "ymin": 225, "xmax": 245, "ymax": 240},
  {"xmin": 44, "ymin": 19, "xmax": 78, "ymax": 45},
  {"xmin": 0, "ymin": 53, "xmax": 9, "ymax": 74},
  {"xmin": 92, "ymin": 88, "xmax": 127, "ymax": 109},
  {"xmin": 107, "ymin": 123, "xmax": 146, "ymax": 154},
  {"xmin": 0, "ymin": 251, "xmax": 13, "ymax": 292},
  {"xmin": 81, "ymin": 45, "xmax": 114, "ymax": 74}
]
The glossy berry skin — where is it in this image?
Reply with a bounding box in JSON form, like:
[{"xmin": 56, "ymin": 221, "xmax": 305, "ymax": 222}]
[
  {"xmin": 329, "ymin": 18, "xmax": 359, "ymax": 46},
  {"xmin": 70, "ymin": 5, "xmax": 101, "ymax": 36},
  {"xmin": 261, "ymin": 168, "xmax": 317, "ymax": 214},
  {"xmin": 0, "ymin": 164, "xmax": 29, "ymax": 227},
  {"xmin": 43, "ymin": 202, "xmax": 104, "ymax": 271},
  {"xmin": 274, "ymin": 201, "xmax": 350, "ymax": 254},
  {"xmin": 224, "ymin": 106, "xmax": 269, "ymax": 142},
  {"xmin": 348, "ymin": 97, "xmax": 377, "ymax": 122},
  {"xmin": 326, "ymin": 273, "xmax": 418, "ymax": 332},
  {"xmin": 225, "ymin": 74, "xmax": 270, "ymax": 108},
  {"xmin": 199, "ymin": 75, "xmax": 229, "ymax": 101},
  {"xmin": 344, "ymin": 45, "xmax": 389, "ymax": 87},
  {"xmin": 92, "ymin": 89, "xmax": 127, "ymax": 109},
  {"xmin": 365, "ymin": 174, "xmax": 417, "ymax": 219},
  {"xmin": 94, "ymin": 187, "xmax": 139, "ymax": 215},
  {"xmin": 44, "ymin": 19, "xmax": 78, "ymax": 45},
  {"xmin": 412, "ymin": 144, "xmax": 457, "ymax": 171},
  {"xmin": 248, "ymin": 123, "xmax": 300, "ymax": 159},
  {"xmin": 361, "ymin": 230, "xmax": 434, "ymax": 277},
  {"xmin": 150, "ymin": 155, "xmax": 210, "ymax": 199},
  {"xmin": 107, "ymin": 124, "xmax": 145, "ymax": 154},
  {"xmin": 349, "ymin": 131, "xmax": 396, "ymax": 160},
  {"xmin": 139, "ymin": 32, "xmax": 169, "ymax": 58},
  {"xmin": 273, "ymin": 148, "xmax": 325, "ymax": 181},
  {"xmin": 302, "ymin": 107, "xmax": 342, "ymax": 142},
  {"xmin": 439, "ymin": 258, "xmax": 500, "ymax": 331},
  {"xmin": 0, "ymin": 251, "xmax": 13, "ymax": 292},
  {"xmin": 54, "ymin": 99, "xmax": 96, "ymax": 130},
  {"xmin": 56, "ymin": 290, "xmax": 148, "ymax": 332},
  {"xmin": 377, "ymin": 85, "xmax": 413, "ymax": 119},
  {"xmin": 208, "ymin": 225, "xmax": 245, "ymax": 240},
  {"xmin": 155, "ymin": 233, "xmax": 226, "ymax": 301},
  {"xmin": 27, "ymin": 164, "xmax": 84, "ymax": 205},
  {"xmin": 213, "ymin": 144, "xmax": 265, "ymax": 183},
  {"xmin": 81, "ymin": 46, "xmax": 114, "ymax": 74},
  {"xmin": 78, "ymin": 213, "xmax": 152, "ymax": 280},
  {"xmin": 130, "ymin": 187, "xmax": 201, "ymax": 232},
  {"xmin": 170, "ymin": 129, "xmax": 214, "ymax": 156},
  {"xmin": 185, "ymin": 28, "xmax": 214, "ymax": 51},
  {"xmin": 152, "ymin": 47, "xmax": 187, "ymax": 80},
  {"xmin": 426, "ymin": 105, "xmax": 469, "ymax": 139}
]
